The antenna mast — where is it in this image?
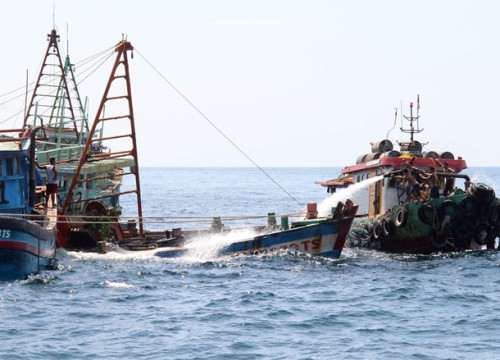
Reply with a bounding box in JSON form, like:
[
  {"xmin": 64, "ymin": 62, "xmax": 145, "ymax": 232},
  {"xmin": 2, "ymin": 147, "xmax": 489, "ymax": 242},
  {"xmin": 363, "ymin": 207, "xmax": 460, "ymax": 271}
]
[{"xmin": 401, "ymin": 95, "xmax": 424, "ymax": 141}]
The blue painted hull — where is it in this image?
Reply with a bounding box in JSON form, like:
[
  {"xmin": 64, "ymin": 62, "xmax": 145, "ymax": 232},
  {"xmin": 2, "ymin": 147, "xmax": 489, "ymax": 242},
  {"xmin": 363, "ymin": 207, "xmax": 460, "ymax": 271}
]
[
  {"xmin": 155, "ymin": 218, "xmax": 352, "ymax": 259},
  {"xmin": 0, "ymin": 223, "xmax": 56, "ymax": 281}
]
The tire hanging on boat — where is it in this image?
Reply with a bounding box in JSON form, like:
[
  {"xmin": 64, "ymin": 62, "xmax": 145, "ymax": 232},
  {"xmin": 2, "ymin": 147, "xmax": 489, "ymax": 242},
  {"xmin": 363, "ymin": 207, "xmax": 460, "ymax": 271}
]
[
  {"xmin": 438, "ymin": 200, "xmax": 461, "ymax": 221},
  {"xmin": 394, "ymin": 206, "xmax": 408, "ymax": 227},
  {"xmin": 428, "ymin": 228, "xmax": 446, "ymax": 249},
  {"xmin": 486, "ymin": 201, "xmax": 500, "ymax": 228},
  {"xmin": 365, "ymin": 222, "xmax": 374, "ymax": 240},
  {"xmin": 418, "ymin": 203, "xmax": 436, "ymax": 226},
  {"xmin": 381, "ymin": 217, "xmax": 394, "ymax": 237},
  {"xmin": 460, "ymin": 196, "xmax": 478, "ymax": 217},
  {"xmin": 467, "ymin": 183, "xmax": 496, "ymax": 204},
  {"xmin": 372, "ymin": 221, "xmax": 384, "ymax": 240},
  {"xmin": 485, "ymin": 226, "xmax": 499, "ymax": 250},
  {"xmin": 472, "ymin": 223, "xmax": 492, "ymax": 246},
  {"xmin": 451, "ymin": 218, "xmax": 473, "ymax": 245}
]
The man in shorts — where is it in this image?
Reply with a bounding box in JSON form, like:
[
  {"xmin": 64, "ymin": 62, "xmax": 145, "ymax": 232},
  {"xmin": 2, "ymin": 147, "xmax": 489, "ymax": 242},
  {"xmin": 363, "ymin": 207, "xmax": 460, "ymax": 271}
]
[
  {"xmin": 392, "ymin": 168, "xmax": 425, "ymax": 202},
  {"xmin": 36, "ymin": 157, "xmax": 58, "ymax": 208},
  {"xmin": 420, "ymin": 166, "xmax": 440, "ymax": 199}
]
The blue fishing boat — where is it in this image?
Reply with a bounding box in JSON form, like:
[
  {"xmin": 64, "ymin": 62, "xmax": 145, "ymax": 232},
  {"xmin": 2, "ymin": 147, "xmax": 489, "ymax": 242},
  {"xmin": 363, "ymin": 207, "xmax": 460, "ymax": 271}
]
[
  {"xmin": 154, "ymin": 201, "xmax": 358, "ymax": 259},
  {"xmin": 0, "ymin": 128, "xmax": 56, "ymax": 280}
]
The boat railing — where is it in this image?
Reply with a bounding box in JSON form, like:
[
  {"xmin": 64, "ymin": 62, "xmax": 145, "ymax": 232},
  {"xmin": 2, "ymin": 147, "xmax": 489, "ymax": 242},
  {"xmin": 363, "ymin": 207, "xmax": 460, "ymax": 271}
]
[
  {"xmin": 36, "ymin": 143, "xmax": 86, "ymax": 163},
  {"xmin": 384, "ymin": 170, "xmax": 470, "ymax": 183}
]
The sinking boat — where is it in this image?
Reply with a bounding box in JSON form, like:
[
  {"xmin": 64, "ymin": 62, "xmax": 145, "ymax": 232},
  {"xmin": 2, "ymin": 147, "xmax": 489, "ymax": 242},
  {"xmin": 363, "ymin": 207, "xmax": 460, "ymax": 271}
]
[
  {"xmin": 317, "ymin": 97, "xmax": 499, "ymax": 253},
  {"xmin": 139, "ymin": 201, "xmax": 358, "ymax": 259},
  {"xmin": 0, "ymin": 127, "xmax": 56, "ymax": 280}
]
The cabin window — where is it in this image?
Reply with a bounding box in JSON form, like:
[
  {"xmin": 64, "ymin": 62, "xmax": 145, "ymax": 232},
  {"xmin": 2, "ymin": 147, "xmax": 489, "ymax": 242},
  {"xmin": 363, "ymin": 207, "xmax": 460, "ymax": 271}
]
[
  {"xmin": 357, "ymin": 175, "xmax": 360, "ymax": 182},
  {"xmin": 366, "ymin": 173, "xmax": 370, "ymax": 179}
]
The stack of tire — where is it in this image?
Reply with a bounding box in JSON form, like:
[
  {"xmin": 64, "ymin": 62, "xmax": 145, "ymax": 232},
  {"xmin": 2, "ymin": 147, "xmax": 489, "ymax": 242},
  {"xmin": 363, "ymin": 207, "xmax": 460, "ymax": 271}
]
[
  {"xmin": 363, "ymin": 212, "xmax": 399, "ymax": 250},
  {"xmin": 418, "ymin": 183, "xmax": 499, "ymax": 250}
]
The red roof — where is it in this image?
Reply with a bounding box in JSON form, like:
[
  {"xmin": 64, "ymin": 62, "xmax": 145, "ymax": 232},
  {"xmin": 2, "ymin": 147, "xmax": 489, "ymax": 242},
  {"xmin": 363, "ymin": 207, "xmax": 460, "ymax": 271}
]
[{"xmin": 341, "ymin": 156, "xmax": 467, "ymax": 175}]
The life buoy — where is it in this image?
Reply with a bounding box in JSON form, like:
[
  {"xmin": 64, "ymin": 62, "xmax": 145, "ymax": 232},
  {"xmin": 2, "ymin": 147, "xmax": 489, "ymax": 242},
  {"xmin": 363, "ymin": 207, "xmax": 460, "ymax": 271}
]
[
  {"xmin": 394, "ymin": 206, "xmax": 408, "ymax": 227},
  {"xmin": 381, "ymin": 217, "xmax": 394, "ymax": 237},
  {"xmin": 438, "ymin": 200, "xmax": 461, "ymax": 221},
  {"xmin": 418, "ymin": 203, "xmax": 435, "ymax": 226},
  {"xmin": 428, "ymin": 228, "xmax": 446, "ymax": 249},
  {"xmin": 468, "ymin": 183, "xmax": 496, "ymax": 203}
]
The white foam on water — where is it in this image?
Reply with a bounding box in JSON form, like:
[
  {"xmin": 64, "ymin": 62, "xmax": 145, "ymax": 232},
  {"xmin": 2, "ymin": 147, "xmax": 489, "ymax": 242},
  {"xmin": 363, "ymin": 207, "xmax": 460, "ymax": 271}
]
[
  {"xmin": 317, "ymin": 175, "xmax": 384, "ymax": 217},
  {"xmin": 172, "ymin": 227, "xmax": 263, "ymax": 263},
  {"xmin": 63, "ymin": 228, "xmax": 264, "ymax": 264},
  {"xmin": 100, "ymin": 280, "xmax": 135, "ymax": 288},
  {"xmin": 65, "ymin": 246, "xmax": 160, "ymax": 261}
]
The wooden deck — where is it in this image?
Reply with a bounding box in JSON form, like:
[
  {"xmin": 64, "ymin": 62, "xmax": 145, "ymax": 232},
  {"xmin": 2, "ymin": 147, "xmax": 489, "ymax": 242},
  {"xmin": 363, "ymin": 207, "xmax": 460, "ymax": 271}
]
[{"xmin": 38, "ymin": 204, "xmax": 58, "ymax": 230}]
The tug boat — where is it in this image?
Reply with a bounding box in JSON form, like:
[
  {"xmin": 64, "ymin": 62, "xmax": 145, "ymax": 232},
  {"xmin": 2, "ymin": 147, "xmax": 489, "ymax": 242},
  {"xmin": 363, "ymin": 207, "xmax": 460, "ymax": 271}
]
[{"xmin": 317, "ymin": 98, "xmax": 500, "ymax": 253}]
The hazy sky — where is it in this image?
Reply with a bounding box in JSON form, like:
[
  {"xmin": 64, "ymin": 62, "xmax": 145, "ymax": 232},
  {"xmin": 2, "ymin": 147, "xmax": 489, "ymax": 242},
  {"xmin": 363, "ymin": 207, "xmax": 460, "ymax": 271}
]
[{"xmin": 1, "ymin": 1, "xmax": 499, "ymax": 167}]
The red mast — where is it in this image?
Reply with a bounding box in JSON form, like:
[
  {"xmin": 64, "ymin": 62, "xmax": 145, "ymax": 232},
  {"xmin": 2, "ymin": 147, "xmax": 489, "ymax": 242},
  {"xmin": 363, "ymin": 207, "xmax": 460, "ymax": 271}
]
[
  {"xmin": 60, "ymin": 39, "xmax": 143, "ymax": 235},
  {"xmin": 24, "ymin": 29, "xmax": 79, "ymax": 134}
]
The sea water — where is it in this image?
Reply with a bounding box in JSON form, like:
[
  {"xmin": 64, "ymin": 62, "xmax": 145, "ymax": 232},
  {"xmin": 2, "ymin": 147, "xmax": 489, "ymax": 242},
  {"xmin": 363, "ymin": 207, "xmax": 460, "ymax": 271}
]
[{"xmin": 0, "ymin": 167, "xmax": 499, "ymax": 359}]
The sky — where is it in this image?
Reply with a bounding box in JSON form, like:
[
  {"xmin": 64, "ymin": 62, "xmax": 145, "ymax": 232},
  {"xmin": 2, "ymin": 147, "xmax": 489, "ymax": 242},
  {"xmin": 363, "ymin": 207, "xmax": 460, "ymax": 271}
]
[{"xmin": 1, "ymin": 0, "xmax": 499, "ymax": 167}]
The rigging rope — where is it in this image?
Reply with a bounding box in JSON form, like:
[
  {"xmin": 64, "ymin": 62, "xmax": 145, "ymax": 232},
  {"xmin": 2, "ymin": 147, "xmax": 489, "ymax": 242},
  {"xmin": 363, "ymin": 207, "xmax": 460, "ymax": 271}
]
[
  {"xmin": 75, "ymin": 48, "xmax": 116, "ymax": 86},
  {"xmin": 135, "ymin": 48, "xmax": 303, "ymax": 208}
]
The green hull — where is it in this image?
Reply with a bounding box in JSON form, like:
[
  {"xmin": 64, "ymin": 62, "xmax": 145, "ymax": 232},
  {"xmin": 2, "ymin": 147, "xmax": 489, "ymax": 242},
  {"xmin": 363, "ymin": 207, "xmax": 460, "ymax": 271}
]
[{"xmin": 351, "ymin": 185, "xmax": 500, "ymax": 254}]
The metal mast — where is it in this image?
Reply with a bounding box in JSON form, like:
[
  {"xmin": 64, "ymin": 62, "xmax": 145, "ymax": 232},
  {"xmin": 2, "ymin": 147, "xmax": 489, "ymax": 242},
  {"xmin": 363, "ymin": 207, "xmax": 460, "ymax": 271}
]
[
  {"xmin": 60, "ymin": 39, "xmax": 143, "ymax": 235},
  {"xmin": 400, "ymin": 96, "xmax": 423, "ymax": 142}
]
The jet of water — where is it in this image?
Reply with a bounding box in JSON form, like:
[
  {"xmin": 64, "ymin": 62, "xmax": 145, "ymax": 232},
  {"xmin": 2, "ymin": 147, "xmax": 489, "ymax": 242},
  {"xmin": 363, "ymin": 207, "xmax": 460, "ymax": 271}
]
[
  {"xmin": 317, "ymin": 175, "xmax": 384, "ymax": 216},
  {"xmin": 178, "ymin": 228, "xmax": 263, "ymax": 262}
]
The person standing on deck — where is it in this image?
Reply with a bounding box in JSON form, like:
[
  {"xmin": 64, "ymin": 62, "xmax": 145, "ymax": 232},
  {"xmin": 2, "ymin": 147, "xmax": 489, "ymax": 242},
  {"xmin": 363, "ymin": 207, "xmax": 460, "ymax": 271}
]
[
  {"xmin": 392, "ymin": 168, "xmax": 425, "ymax": 202},
  {"xmin": 36, "ymin": 157, "xmax": 58, "ymax": 208},
  {"xmin": 437, "ymin": 160, "xmax": 455, "ymax": 196},
  {"xmin": 420, "ymin": 167, "xmax": 440, "ymax": 199}
]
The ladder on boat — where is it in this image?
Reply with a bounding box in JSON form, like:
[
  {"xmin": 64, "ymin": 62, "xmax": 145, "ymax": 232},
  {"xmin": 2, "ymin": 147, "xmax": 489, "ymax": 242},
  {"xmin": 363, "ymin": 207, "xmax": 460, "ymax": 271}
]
[{"xmin": 60, "ymin": 39, "xmax": 144, "ymax": 235}]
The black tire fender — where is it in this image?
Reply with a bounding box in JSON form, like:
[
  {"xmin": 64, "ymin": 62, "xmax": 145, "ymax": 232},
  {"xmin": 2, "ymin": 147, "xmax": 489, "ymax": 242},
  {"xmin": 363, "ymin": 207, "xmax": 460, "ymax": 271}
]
[
  {"xmin": 468, "ymin": 183, "xmax": 496, "ymax": 203},
  {"xmin": 365, "ymin": 222, "xmax": 375, "ymax": 241},
  {"xmin": 418, "ymin": 203, "xmax": 434, "ymax": 226},
  {"xmin": 394, "ymin": 206, "xmax": 408, "ymax": 227},
  {"xmin": 372, "ymin": 221, "xmax": 384, "ymax": 240},
  {"xmin": 473, "ymin": 223, "xmax": 492, "ymax": 246},
  {"xmin": 381, "ymin": 217, "xmax": 394, "ymax": 237},
  {"xmin": 439, "ymin": 200, "xmax": 461, "ymax": 221},
  {"xmin": 428, "ymin": 228, "xmax": 446, "ymax": 249},
  {"xmin": 487, "ymin": 201, "xmax": 500, "ymax": 228},
  {"xmin": 460, "ymin": 196, "xmax": 478, "ymax": 217}
]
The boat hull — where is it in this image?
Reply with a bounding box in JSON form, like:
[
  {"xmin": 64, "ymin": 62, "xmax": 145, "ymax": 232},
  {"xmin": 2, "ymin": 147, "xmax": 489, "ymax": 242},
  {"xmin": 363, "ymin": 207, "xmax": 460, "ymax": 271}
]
[
  {"xmin": 0, "ymin": 218, "xmax": 56, "ymax": 281},
  {"xmin": 155, "ymin": 215, "xmax": 355, "ymax": 259}
]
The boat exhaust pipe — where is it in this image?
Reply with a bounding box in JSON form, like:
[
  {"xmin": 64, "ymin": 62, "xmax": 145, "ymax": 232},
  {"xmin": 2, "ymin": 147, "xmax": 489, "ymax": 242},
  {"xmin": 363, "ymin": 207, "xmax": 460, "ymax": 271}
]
[{"xmin": 383, "ymin": 169, "xmax": 403, "ymax": 178}]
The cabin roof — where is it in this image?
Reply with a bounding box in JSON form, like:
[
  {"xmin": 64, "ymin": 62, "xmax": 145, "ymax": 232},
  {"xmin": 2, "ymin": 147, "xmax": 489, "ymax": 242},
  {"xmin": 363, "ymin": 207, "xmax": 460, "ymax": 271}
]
[{"xmin": 341, "ymin": 156, "xmax": 467, "ymax": 175}]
